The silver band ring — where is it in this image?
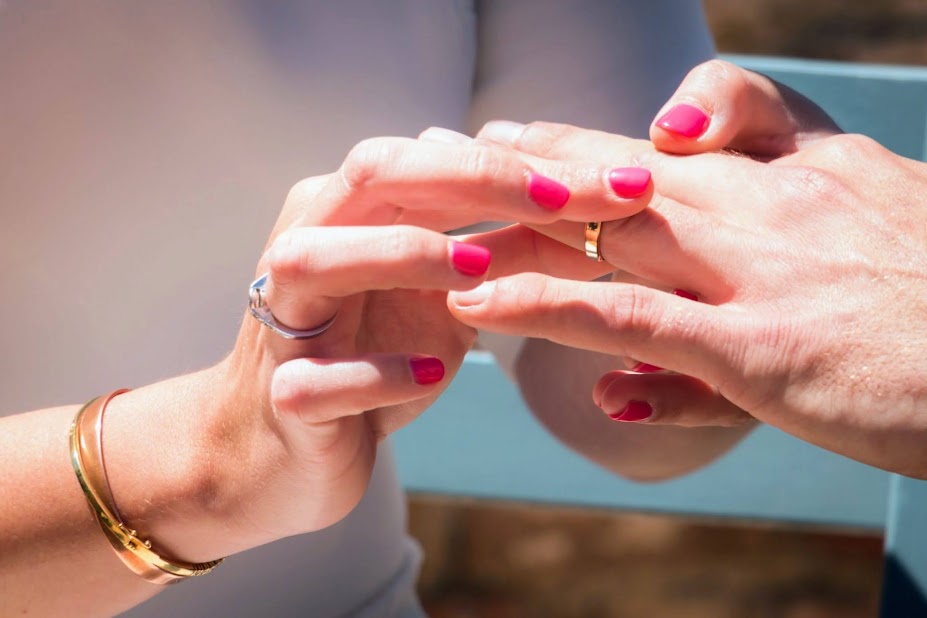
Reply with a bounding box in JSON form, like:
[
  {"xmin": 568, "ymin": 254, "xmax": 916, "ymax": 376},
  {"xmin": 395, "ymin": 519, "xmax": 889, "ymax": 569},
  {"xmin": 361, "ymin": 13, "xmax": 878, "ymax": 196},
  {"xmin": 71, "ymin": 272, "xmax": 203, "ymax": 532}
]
[{"xmin": 248, "ymin": 273, "xmax": 337, "ymax": 339}]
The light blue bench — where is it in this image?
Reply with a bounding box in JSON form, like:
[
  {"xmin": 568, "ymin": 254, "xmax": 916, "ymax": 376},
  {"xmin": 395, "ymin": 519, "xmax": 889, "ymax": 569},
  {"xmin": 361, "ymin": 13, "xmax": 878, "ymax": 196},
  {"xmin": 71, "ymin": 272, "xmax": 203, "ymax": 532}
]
[{"xmin": 393, "ymin": 55, "xmax": 927, "ymax": 616}]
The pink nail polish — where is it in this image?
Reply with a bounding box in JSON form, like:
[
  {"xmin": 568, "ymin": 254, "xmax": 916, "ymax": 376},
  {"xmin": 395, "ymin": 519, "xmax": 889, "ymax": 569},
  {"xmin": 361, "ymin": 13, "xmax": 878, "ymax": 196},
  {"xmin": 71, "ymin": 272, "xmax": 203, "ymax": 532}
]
[
  {"xmin": 451, "ymin": 241, "xmax": 491, "ymax": 277},
  {"xmin": 672, "ymin": 289, "xmax": 699, "ymax": 301},
  {"xmin": 632, "ymin": 363, "xmax": 663, "ymax": 373},
  {"xmin": 608, "ymin": 167, "xmax": 651, "ymax": 198},
  {"xmin": 607, "ymin": 400, "xmax": 653, "ymax": 422},
  {"xmin": 528, "ymin": 172, "xmax": 570, "ymax": 210},
  {"xmin": 655, "ymin": 104, "xmax": 710, "ymax": 138},
  {"xmin": 410, "ymin": 357, "xmax": 445, "ymax": 385}
]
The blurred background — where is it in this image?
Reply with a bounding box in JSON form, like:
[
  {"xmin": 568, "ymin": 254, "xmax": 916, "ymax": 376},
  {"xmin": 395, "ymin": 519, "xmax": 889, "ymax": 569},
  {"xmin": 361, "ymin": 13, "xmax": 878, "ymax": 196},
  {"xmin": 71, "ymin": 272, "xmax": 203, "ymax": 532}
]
[{"xmin": 409, "ymin": 1, "xmax": 927, "ymax": 616}]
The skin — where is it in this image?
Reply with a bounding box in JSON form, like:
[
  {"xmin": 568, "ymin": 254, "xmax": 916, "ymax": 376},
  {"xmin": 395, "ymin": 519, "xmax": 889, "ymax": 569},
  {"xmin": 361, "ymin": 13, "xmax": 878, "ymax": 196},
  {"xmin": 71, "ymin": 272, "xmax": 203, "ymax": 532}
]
[
  {"xmin": 422, "ymin": 125, "xmax": 758, "ymax": 481},
  {"xmin": 9, "ymin": 59, "xmax": 913, "ymax": 615},
  {"xmin": 0, "ymin": 137, "xmax": 653, "ymax": 615},
  {"xmin": 447, "ymin": 62, "xmax": 927, "ymax": 480}
]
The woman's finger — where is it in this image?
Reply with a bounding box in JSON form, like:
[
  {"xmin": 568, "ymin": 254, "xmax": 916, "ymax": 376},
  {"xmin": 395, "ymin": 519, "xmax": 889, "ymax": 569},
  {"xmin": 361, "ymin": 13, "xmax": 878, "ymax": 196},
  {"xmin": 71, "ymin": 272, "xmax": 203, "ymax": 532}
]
[
  {"xmin": 593, "ymin": 370, "xmax": 754, "ymax": 428},
  {"xmin": 447, "ymin": 274, "xmax": 742, "ymax": 387},
  {"xmin": 478, "ymin": 120, "xmax": 642, "ymax": 163},
  {"xmin": 272, "ymin": 354, "xmax": 446, "ymax": 427},
  {"xmin": 300, "ymin": 136, "xmax": 653, "ymax": 230},
  {"xmin": 650, "ymin": 59, "xmax": 841, "ymax": 157},
  {"xmin": 476, "ymin": 120, "xmax": 784, "ymax": 219},
  {"xmin": 457, "ymin": 224, "xmax": 612, "ymax": 281},
  {"xmin": 418, "ymin": 126, "xmax": 472, "ymax": 145},
  {"xmin": 264, "ymin": 226, "xmax": 492, "ymax": 331}
]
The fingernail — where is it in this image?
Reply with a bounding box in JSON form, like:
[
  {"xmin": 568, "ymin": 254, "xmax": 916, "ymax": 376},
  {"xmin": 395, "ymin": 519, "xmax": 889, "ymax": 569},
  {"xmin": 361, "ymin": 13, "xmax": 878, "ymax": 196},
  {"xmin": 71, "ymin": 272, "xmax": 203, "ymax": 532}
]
[
  {"xmin": 528, "ymin": 172, "xmax": 570, "ymax": 210},
  {"xmin": 450, "ymin": 241, "xmax": 491, "ymax": 277},
  {"xmin": 607, "ymin": 400, "xmax": 653, "ymax": 422},
  {"xmin": 420, "ymin": 126, "xmax": 472, "ymax": 144},
  {"xmin": 410, "ymin": 357, "xmax": 445, "ymax": 385},
  {"xmin": 655, "ymin": 104, "xmax": 710, "ymax": 139},
  {"xmin": 451, "ymin": 281, "xmax": 495, "ymax": 307},
  {"xmin": 608, "ymin": 167, "xmax": 651, "ymax": 198},
  {"xmin": 672, "ymin": 288, "xmax": 699, "ymax": 301},
  {"xmin": 632, "ymin": 363, "xmax": 663, "ymax": 373},
  {"xmin": 480, "ymin": 120, "xmax": 525, "ymax": 145}
]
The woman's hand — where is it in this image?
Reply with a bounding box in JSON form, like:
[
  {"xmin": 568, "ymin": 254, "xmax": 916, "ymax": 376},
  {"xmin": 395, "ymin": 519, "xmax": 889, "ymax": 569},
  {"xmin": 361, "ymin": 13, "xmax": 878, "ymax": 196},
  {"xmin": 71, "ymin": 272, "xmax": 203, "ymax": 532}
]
[
  {"xmin": 190, "ymin": 140, "xmax": 653, "ymax": 554},
  {"xmin": 649, "ymin": 59, "xmax": 842, "ymax": 159},
  {"xmin": 449, "ymin": 124, "xmax": 927, "ymax": 479}
]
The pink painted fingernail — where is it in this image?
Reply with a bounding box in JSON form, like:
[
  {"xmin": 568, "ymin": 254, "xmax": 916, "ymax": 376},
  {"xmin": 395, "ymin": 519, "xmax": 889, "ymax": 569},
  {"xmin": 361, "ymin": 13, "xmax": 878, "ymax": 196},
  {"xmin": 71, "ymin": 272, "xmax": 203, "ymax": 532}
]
[
  {"xmin": 450, "ymin": 241, "xmax": 491, "ymax": 277},
  {"xmin": 632, "ymin": 363, "xmax": 663, "ymax": 373},
  {"xmin": 607, "ymin": 400, "xmax": 653, "ymax": 422},
  {"xmin": 655, "ymin": 104, "xmax": 710, "ymax": 138},
  {"xmin": 410, "ymin": 357, "xmax": 445, "ymax": 385},
  {"xmin": 672, "ymin": 288, "xmax": 699, "ymax": 301},
  {"xmin": 608, "ymin": 167, "xmax": 651, "ymax": 198},
  {"xmin": 528, "ymin": 172, "xmax": 570, "ymax": 210}
]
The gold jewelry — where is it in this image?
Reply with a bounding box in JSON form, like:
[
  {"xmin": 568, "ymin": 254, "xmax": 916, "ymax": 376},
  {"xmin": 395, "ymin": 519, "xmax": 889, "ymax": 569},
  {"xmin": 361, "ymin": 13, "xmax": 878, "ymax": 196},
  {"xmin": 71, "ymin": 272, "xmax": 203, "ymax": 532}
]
[
  {"xmin": 70, "ymin": 390, "xmax": 224, "ymax": 584},
  {"xmin": 585, "ymin": 222, "xmax": 605, "ymax": 261}
]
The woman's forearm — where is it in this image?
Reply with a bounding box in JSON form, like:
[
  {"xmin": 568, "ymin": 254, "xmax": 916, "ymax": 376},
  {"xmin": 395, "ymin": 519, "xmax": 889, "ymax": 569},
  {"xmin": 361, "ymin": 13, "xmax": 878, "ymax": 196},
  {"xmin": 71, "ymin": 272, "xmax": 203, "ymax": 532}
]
[{"xmin": 0, "ymin": 367, "xmax": 246, "ymax": 617}]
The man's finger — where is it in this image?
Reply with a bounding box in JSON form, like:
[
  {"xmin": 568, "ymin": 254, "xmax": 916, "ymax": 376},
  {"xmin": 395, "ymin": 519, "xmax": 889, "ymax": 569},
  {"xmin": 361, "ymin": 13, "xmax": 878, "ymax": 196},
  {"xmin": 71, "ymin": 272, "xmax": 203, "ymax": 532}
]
[{"xmin": 447, "ymin": 274, "xmax": 741, "ymax": 386}]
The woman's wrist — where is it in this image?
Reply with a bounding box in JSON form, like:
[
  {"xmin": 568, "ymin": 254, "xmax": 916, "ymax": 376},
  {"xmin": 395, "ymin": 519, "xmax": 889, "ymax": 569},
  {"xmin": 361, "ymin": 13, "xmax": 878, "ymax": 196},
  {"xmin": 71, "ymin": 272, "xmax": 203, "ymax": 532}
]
[{"xmin": 98, "ymin": 359, "xmax": 276, "ymax": 563}]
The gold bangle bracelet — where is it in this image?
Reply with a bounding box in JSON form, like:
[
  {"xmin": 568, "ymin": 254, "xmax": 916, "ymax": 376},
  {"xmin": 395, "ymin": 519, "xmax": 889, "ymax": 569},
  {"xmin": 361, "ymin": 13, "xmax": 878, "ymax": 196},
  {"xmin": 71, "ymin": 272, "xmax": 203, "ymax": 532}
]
[{"xmin": 69, "ymin": 390, "xmax": 224, "ymax": 584}]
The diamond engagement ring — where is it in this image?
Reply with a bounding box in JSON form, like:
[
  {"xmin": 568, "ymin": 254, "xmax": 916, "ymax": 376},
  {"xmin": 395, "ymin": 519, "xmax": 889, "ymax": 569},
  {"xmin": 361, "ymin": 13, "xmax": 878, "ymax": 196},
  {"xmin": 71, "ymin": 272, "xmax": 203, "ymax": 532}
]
[{"xmin": 248, "ymin": 273, "xmax": 337, "ymax": 339}]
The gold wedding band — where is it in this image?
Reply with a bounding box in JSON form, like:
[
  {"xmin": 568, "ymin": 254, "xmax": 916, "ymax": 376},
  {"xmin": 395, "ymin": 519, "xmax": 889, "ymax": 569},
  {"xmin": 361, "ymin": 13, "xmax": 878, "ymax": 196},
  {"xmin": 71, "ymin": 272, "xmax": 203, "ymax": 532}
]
[{"xmin": 585, "ymin": 222, "xmax": 605, "ymax": 262}]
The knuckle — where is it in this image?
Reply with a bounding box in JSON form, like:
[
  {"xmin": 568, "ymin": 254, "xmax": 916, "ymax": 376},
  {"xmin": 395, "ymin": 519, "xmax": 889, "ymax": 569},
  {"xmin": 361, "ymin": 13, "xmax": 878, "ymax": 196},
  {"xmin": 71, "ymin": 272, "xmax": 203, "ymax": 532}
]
[
  {"xmin": 780, "ymin": 164, "xmax": 844, "ymax": 206},
  {"xmin": 685, "ymin": 59, "xmax": 746, "ymax": 105},
  {"xmin": 810, "ymin": 133, "xmax": 880, "ymax": 168},
  {"xmin": 599, "ymin": 208, "xmax": 661, "ymax": 260},
  {"xmin": 493, "ymin": 273, "xmax": 549, "ymax": 318},
  {"xmin": 268, "ymin": 229, "xmax": 311, "ymax": 284},
  {"xmin": 460, "ymin": 147, "xmax": 506, "ymax": 186},
  {"xmin": 516, "ymin": 121, "xmax": 575, "ymax": 157},
  {"xmin": 608, "ymin": 285, "xmax": 659, "ymax": 343},
  {"xmin": 339, "ymin": 137, "xmax": 400, "ymax": 193},
  {"xmin": 285, "ymin": 177, "xmax": 323, "ymax": 208},
  {"xmin": 381, "ymin": 225, "xmax": 425, "ymax": 264},
  {"xmin": 832, "ymin": 132, "xmax": 880, "ymax": 154},
  {"xmin": 271, "ymin": 362, "xmax": 312, "ymax": 418},
  {"xmin": 692, "ymin": 58, "xmax": 735, "ymax": 85}
]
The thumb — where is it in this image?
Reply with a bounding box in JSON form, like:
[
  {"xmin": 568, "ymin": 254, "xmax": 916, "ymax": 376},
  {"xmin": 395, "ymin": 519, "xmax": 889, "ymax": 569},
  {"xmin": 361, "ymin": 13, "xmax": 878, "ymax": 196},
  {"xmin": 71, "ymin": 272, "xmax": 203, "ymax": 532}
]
[{"xmin": 651, "ymin": 59, "xmax": 841, "ymax": 158}]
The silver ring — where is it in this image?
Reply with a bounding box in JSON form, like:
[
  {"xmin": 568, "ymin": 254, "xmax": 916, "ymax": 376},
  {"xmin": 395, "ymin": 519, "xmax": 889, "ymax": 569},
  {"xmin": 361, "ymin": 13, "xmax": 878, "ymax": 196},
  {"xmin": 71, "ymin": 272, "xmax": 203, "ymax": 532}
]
[{"xmin": 248, "ymin": 273, "xmax": 337, "ymax": 339}]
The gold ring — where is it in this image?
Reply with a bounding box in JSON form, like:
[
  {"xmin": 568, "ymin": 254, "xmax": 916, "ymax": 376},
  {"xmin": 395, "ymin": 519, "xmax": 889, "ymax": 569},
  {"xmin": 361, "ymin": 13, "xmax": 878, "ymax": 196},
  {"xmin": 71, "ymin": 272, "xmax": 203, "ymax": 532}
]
[{"xmin": 584, "ymin": 222, "xmax": 604, "ymax": 262}]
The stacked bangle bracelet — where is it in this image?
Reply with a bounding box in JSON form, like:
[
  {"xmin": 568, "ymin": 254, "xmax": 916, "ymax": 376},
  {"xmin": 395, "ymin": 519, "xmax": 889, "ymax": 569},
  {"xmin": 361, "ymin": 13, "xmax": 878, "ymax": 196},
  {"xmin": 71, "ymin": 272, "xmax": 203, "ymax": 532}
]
[{"xmin": 69, "ymin": 389, "xmax": 224, "ymax": 584}]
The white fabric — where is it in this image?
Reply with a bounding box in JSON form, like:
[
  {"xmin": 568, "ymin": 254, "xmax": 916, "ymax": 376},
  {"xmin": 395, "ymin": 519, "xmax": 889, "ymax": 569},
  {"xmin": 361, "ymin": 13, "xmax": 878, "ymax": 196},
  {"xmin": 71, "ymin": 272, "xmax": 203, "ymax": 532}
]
[{"xmin": 0, "ymin": 1, "xmax": 712, "ymax": 615}]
